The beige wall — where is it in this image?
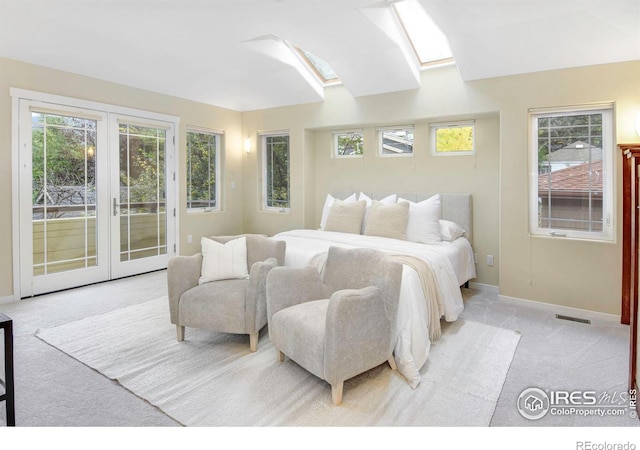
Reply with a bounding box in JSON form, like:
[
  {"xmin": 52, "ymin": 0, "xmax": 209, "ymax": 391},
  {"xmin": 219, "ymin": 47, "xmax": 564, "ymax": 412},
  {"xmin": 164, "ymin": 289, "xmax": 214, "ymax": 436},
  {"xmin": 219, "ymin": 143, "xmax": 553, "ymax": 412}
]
[
  {"xmin": 2, "ymin": 57, "xmax": 639, "ymax": 315},
  {"xmin": 0, "ymin": 58, "xmax": 244, "ymax": 299},
  {"xmin": 241, "ymin": 61, "xmax": 640, "ymax": 315},
  {"xmin": 488, "ymin": 63, "xmax": 639, "ymax": 315},
  {"xmin": 240, "ymin": 65, "xmax": 509, "ymax": 289},
  {"xmin": 309, "ymin": 117, "xmax": 500, "ymax": 286}
]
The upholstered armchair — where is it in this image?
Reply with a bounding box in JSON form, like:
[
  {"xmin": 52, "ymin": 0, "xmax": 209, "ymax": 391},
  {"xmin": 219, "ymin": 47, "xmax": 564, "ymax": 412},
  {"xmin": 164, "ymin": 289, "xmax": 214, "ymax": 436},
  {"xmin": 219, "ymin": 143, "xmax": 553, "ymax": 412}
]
[
  {"xmin": 266, "ymin": 246, "xmax": 403, "ymax": 405},
  {"xmin": 167, "ymin": 234, "xmax": 285, "ymax": 352}
]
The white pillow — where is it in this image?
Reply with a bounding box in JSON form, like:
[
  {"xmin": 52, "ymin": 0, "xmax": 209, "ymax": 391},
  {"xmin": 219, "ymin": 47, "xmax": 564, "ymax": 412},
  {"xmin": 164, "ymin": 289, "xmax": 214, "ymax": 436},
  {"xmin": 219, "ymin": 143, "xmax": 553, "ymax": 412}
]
[
  {"xmin": 358, "ymin": 192, "xmax": 397, "ymax": 233},
  {"xmin": 398, "ymin": 194, "xmax": 442, "ymax": 244},
  {"xmin": 320, "ymin": 193, "xmax": 356, "ymax": 229},
  {"xmin": 199, "ymin": 236, "xmax": 249, "ymax": 284},
  {"xmin": 440, "ymin": 219, "xmax": 465, "ymax": 241}
]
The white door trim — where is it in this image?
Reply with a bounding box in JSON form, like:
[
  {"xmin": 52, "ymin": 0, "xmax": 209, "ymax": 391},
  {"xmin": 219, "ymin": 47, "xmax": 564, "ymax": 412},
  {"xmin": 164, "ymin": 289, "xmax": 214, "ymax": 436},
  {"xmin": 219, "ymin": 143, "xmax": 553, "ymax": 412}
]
[{"xmin": 11, "ymin": 88, "xmax": 180, "ymax": 299}]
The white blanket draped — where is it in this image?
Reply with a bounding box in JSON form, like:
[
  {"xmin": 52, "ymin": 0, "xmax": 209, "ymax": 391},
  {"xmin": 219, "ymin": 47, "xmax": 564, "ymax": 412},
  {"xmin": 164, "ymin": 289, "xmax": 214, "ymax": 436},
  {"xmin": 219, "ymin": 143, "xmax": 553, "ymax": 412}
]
[{"xmin": 272, "ymin": 229, "xmax": 476, "ymax": 388}]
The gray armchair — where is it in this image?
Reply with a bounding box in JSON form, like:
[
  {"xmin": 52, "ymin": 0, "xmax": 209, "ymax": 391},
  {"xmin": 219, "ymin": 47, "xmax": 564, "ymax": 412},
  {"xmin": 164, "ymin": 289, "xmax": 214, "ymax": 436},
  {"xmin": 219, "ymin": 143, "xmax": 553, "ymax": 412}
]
[
  {"xmin": 168, "ymin": 234, "xmax": 285, "ymax": 352},
  {"xmin": 266, "ymin": 246, "xmax": 403, "ymax": 405}
]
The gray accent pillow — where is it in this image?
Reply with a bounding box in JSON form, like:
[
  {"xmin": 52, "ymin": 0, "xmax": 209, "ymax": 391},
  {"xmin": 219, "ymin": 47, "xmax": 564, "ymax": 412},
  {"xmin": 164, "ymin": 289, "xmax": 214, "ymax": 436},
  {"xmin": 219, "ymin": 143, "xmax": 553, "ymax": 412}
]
[
  {"xmin": 364, "ymin": 200, "xmax": 410, "ymax": 240},
  {"xmin": 324, "ymin": 199, "xmax": 367, "ymax": 234}
]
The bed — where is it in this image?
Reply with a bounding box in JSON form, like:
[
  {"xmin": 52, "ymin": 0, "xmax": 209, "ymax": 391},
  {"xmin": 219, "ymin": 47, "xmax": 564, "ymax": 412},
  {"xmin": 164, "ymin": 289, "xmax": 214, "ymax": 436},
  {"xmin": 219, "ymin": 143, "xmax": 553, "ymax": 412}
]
[{"xmin": 273, "ymin": 192, "xmax": 476, "ymax": 388}]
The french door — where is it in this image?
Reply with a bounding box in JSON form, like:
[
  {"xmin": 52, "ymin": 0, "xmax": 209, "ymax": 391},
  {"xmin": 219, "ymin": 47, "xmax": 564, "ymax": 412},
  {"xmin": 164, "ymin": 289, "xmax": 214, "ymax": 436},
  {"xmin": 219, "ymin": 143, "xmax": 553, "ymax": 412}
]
[
  {"xmin": 110, "ymin": 116, "xmax": 173, "ymax": 279},
  {"xmin": 17, "ymin": 98, "xmax": 176, "ymax": 297}
]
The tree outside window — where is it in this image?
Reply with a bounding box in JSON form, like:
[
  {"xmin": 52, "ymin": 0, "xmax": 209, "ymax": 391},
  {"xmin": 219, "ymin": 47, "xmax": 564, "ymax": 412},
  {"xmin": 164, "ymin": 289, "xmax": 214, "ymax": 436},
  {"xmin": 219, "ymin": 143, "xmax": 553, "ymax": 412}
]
[
  {"xmin": 335, "ymin": 131, "xmax": 363, "ymax": 157},
  {"xmin": 263, "ymin": 134, "xmax": 290, "ymax": 210},
  {"xmin": 431, "ymin": 122, "xmax": 474, "ymax": 155},
  {"xmin": 32, "ymin": 112, "xmax": 97, "ymax": 219},
  {"xmin": 187, "ymin": 130, "xmax": 219, "ymax": 210}
]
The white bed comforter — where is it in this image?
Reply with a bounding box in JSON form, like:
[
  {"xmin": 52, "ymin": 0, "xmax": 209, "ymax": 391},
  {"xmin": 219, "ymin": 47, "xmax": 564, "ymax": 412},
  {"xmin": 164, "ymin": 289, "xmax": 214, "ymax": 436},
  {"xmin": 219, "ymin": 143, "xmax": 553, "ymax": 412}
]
[{"xmin": 272, "ymin": 229, "xmax": 476, "ymax": 388}]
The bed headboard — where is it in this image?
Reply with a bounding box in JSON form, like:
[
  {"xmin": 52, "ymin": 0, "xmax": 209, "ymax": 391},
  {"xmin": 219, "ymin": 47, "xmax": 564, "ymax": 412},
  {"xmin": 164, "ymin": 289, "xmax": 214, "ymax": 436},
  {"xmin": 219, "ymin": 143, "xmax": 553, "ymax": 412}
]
[{"xmin": 332, "ymin": 191, "xmax": 473, "ymax": 244}]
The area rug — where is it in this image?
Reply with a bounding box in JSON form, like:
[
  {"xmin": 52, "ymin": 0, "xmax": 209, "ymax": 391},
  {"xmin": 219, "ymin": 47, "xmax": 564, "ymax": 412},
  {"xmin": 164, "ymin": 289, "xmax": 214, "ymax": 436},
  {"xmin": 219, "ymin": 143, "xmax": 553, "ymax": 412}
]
[{"xmin": 36, "ymin": 297, "xmax": 521, "ymax": 426}]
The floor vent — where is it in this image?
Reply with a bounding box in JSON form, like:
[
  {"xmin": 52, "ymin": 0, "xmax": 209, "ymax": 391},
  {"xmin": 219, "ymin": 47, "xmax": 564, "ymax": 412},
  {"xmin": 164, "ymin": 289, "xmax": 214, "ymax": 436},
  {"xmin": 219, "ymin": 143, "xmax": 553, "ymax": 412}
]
[{"xmin": 555, "ymin": 314, "xmax": 591, "ymax": 325}]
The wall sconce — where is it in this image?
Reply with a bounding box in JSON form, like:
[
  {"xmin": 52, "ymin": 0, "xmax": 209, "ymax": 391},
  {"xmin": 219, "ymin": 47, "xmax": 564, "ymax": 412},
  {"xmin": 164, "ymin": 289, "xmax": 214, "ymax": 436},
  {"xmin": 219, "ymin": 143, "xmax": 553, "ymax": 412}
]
[{"xmin": 244, "ymin": 138, "xmax": 251, "ymax": 154}]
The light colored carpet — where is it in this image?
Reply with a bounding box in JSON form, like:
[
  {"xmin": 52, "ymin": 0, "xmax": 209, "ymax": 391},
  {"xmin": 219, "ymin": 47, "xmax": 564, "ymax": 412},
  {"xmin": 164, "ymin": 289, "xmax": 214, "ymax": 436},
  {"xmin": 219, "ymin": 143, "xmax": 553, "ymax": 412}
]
[{"xmin": 36, "ymin": 297, "xmax": 521, "ymax": 426}]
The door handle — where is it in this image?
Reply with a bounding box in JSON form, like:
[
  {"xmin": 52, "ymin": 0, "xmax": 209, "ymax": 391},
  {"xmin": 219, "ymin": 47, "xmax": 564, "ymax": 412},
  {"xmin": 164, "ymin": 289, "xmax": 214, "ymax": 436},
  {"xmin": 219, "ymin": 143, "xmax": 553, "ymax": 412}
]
[{"xmin": 113, "ymin": 198, "xmax": 119, "ymax": 216}]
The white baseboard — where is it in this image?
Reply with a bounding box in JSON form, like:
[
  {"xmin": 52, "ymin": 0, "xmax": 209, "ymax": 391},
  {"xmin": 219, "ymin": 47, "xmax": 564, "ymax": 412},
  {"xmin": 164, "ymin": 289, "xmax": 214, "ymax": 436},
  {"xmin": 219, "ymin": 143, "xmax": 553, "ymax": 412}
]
[
  {"xmin": 467, "ymin": 282, "xmax": 499, "ymax": 294},
  {"xmin": 497, "ymin": 294, "xmax": 621, "ymax": 325},
  {"xmin": 0, "ymin": 295, "xmax": 17, "ymax": 305}
]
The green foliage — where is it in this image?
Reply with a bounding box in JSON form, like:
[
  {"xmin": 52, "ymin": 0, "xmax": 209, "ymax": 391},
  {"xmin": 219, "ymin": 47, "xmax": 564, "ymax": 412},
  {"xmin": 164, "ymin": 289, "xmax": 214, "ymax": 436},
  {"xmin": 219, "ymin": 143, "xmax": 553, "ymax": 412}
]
[
  {"xmin": 32, "ymin": 113, "xmax": 96, "ymax": 207},
  {"xmin": 31, "ymin": 114, "xmax": 167, "ymax": 219},
  {"xmin": 187, "ymin": 131, "xmax": 216, "ymax": 208},
  {"xmin": 435, "ymin": 126, "xmax": 473, "ymax": 152},
  {"xmin": 337, "ymin": 133, "xmax": 363, "ymax": 156},
  {"xmin": 119, "ymin": 128, "xmax": 166, "ymax": 212},
  {"xmin": 266, "ymin": 135, "xmax": 290, "ymax": 208}
]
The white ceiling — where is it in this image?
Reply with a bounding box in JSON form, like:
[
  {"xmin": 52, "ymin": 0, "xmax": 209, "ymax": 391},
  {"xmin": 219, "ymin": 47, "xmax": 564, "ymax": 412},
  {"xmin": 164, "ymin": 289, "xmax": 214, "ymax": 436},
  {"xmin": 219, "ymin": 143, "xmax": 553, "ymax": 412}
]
[{"xmin": 1, "ymin": 0, "xmax": 638, "ymax": 112}]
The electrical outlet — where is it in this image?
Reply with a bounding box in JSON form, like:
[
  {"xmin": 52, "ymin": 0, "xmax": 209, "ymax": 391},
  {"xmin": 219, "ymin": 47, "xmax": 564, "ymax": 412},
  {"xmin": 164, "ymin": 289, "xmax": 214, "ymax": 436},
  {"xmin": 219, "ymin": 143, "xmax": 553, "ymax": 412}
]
[
  {"xmin": 486, "ymin": 255, "xmax": 494, "ymax": 266},
  {"xmin": 187, "ymin": 234, "xmax": 192, "ymax": 244}
]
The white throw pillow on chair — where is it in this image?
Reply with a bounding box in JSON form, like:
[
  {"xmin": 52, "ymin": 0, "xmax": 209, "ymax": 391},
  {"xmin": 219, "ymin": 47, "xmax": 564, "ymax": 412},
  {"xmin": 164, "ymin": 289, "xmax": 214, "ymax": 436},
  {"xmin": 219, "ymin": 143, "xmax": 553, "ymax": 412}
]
[{"xmin": 199, "ymin": 236, "xmax": 249, "ymax": 284}]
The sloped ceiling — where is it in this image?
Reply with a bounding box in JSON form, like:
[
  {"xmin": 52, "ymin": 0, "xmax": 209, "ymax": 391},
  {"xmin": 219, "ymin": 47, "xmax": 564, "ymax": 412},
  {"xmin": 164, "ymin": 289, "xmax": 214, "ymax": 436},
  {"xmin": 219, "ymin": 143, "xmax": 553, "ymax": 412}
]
[{"xmin": 0, "ymin": 0, "xmax": 638, "ymax": 112}]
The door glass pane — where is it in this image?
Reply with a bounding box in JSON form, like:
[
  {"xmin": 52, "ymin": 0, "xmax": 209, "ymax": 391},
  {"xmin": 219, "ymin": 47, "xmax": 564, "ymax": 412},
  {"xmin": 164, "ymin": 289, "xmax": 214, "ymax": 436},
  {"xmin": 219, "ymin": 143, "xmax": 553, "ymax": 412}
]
[
  {"xmin": 32, "ymin": 112, "xmax": 98, "ymax": 276},
  {"xmin": 119, "ymin": 123, "xmax": 167, "ymax": 262}
]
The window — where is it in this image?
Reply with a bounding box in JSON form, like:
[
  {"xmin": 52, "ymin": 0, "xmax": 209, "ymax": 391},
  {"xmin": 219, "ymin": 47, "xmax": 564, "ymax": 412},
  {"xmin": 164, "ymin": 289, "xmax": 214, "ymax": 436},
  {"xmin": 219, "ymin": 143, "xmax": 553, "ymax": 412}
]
[
  {"xmin": 295, "ymin": 47, "xmax": 339, "ymax": 85},
  {"xmin": 263, "ymin": 133, "xmax": 290, "ymax": 210},
  {"xmin": 334, "ymin": 130, "xmax": 364, "ymax": 158},
  {"xmin": 392, "ymin": 0, "xmax": 453, "ymax": 66},
  {"xmin": 187, "ymin": 129, "xmax": 220, "ymax": 211},
  {"xmin": 529, "ymin": 105, "xmax": 613, "ymax": 241},
  {"xmin": 379, "ymin": 126, "xmax": 414, "ymax": 157},
  {"xmin": 431, "ymin": 121, "xmax": 475, "ymax": 155}
]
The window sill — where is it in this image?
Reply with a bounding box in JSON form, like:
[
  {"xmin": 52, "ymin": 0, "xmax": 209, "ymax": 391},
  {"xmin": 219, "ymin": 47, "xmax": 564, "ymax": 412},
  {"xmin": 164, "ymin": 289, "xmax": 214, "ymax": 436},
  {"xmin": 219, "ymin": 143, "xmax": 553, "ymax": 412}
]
[
  {"xmin": 187, "ymin": 208, "xmax": 221, "ymax": 214},
  {"xmin": 379, "ymin": 153, "xmax": 414, "ymax": 158},
  {"xmin": 262, "ymin": 208, "xmax": 291, "ymax": 215},
  {"xmin": 529, "ymin": 232, "xmax": 615, "ymax": 244}
]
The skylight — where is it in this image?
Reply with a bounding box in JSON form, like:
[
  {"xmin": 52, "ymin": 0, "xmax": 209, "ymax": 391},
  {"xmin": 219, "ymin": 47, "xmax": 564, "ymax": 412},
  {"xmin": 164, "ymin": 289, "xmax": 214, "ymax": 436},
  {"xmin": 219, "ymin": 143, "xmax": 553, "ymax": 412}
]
[
  {"xmin": 295, "ymin": 47, "xmax": 340, "ymax": 84},
  {"xmin": 393, "ymin": 0, "xmax": 453, "ymax": 66}
]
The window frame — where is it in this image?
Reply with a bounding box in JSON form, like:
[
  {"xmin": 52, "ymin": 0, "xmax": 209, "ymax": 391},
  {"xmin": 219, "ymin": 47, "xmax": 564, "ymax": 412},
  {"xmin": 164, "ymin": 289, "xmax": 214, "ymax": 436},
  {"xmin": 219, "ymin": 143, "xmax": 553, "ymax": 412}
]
[
  {"xmin": 528, "ymin": 104, "xmax": 614, "ymax": 242},
  {"xmin": 294, "ymin": 46, "xmax": 340, "ymax": 86},
  {"xmin": 392, "ymin": 0, "xmax": 454, "ymax": 68},
  {"xmin": 378, "ymin": 125, "xmax": 414, "ymax": 158},
  {"xmin": 186, "ymin": 127, "xmax": 222, "ymax": 213},
  {"xmin": 430, "ymin": 121, "xmax": 475, "ymax": 156},
  {"xmin": 333, "ymin": 129, "xmax": 364, "ymax": 159},
  {"xmin": 261, "ymin": 132, "xmax": 291, "ymax": 212}
]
